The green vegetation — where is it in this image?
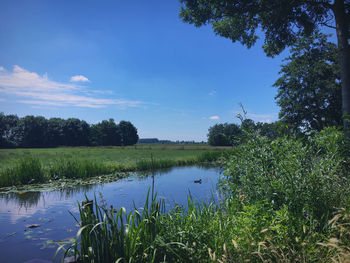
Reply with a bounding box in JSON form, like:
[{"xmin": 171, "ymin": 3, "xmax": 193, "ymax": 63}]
[
  {"xmin": 0, "ymin": 146, "xmax": 227, "ymax": 188},
  {"xmin": 274, "ymin": 32, "xmax": 342, "ymax": 133},
  {"xmin": 60, "ymin": 127, "xmax": 350, "ymax": 262},
  {"xmin": 179, "ymin": 0, "xmax": 350, "ymax": 132},
  {"xmin": 0, "ymin": 114, "xmax": 138, "ymax": 148}
]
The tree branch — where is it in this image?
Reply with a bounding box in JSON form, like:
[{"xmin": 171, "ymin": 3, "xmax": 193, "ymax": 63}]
[
  {"xmin": 304, "ymin": 0, "xmax": 334, "ymax": 10},
  {"xmin": 320, "ymin": 22, "xmax": 337, "ymax": 28}
]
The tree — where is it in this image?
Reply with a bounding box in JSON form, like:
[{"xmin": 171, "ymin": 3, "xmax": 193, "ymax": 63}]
[
  {"xmin": 119, "ymin": 121, "xmax": 139, "ymax": 146},
  {"xmin": 15, "ymin": 116, "xmax": 48, "ymax": 147},
  {"xmin": 274, "ymin": 33, "xmax": 342, "ymax": 133},
  {"xmin": 179, "ymin": 0, "xmax": 350, "ymax": 131},
  {"xmin": 91, "ymin": 119, "xmax": 122, "ymax": 146},
  {"xmin": 45, "ymin": 118, "xmax": 65, "ymax": 147},
  {"xmin": 0, "ymin": 113, "xmax": 19, "ymax": 147},
  {"xmin": 256, "ymin": 121, "xmax": 293, "ymax": 139},
  {"xmin": 208, "ymin": 123, "xmax": 241, "ymax": 146},
  {"xmin": 62, "ymin": 118, "xmax": 90, "ymax": 146}
]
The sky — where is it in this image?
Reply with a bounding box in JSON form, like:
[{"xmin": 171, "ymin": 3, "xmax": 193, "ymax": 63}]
[{"xmin": 0, "ymin": 0, "xmax": 291, "ymax": 141}]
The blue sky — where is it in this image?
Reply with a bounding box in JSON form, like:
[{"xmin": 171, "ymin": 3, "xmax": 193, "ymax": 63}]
[{"xmin": 0, "ymin": 0, "xmax": 290, "ymax": 141}]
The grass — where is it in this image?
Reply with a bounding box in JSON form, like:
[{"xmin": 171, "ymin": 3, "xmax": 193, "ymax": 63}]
[
  {"xmin": 0, "ymin": 145, "xmax": 227, "ymax": 187},
  {"xmin": 59, "ymin": 127, "xmax": 350, "ymax": 262}
]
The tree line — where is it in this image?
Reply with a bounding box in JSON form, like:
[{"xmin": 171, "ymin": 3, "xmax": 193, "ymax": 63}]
[
  {"xmin": 208, "ymin": 31, "xmax": 342, "ymax": 146},
  {"xmin": 0, "ymin": 114, "xmax": 138, "ymax": 148}
]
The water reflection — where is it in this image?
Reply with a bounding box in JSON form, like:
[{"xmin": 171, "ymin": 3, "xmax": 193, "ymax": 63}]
[
  {"xmin": 0, "ymin": 166, "xmax": 222, "ymax": 263},
  {"xmin": 0, "ymin": 184, "xmax": 98, "ymax": 209}
]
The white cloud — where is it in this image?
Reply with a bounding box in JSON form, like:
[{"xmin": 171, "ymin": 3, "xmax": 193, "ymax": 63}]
[
  {"xmin": 0, "ymin": 66, "xmax": 5, "ymax": 71},
  {"xmin": 209, "ymin": 89, "xmax": 216, "ymax": 96},
  {"xmin": 232, "ymin": 110, "xmax": 277, "ymax": 123},
  {"xmin": 0, "ymin": 65, "xmax": 142, "ymax": 109},
  {"xmin": 246, "ymin": 113, "xmax": 276, "ymax": 123},
  {"xmin": 70, "ymin": 75, "xmax": 90, "ymax": 82},
  {"xmin": 209, "ymin": 115, "xmax": 220, "ymax": 120}
]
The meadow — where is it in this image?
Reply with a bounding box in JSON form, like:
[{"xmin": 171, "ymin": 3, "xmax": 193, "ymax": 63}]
[{"xmin": 0, "ymin": 144, "xmax": 229, "ymax": 187}]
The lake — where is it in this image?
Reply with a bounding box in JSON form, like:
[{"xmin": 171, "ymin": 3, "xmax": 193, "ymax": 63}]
[{"xmin": 0, "ymin": 166, "xmax": 222, "ymax": 263}]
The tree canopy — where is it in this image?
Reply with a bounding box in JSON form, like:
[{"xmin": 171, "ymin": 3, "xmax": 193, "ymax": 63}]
[
  {"xmin": 207, "ymin": 119, "xmax": 291, "ymax": 146},
  {"xmin": 179, "ymin": 0, "xmax": 350, "ymax": 131},
  {"xmin": 274, "ymin": 33, "xmax": 342, "ymax": 133},
  {"xmin": 0, "ymin": 114, "xmax": 139, "ymax": 148}
]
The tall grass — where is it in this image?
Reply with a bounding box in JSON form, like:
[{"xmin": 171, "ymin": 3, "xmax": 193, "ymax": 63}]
[
  {"xmin": 0, "ymin": 157, "xmax": 45, "ymax": 186},
  {"xmin": 0, "ymin": 150, "xmax": 225, "ymax": 187},
  {"xmin": 48, "ymin": 159, "xmax": 114, "ymax": 179},
  {"xmin": 58, "ymin": 190, "xmax": 168, "ymax": 263},
  {"xmin": 59, "ymin": 127, "xmax": 350, "ymax": 262}
]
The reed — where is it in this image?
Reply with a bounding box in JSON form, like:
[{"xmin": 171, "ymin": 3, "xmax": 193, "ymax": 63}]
[
  {"xmin": 0, "ymin": 150, "xmax": 226, "ymax": 187},
  {"xmin": 0, "ymin": 157, "xmax": 45, "ymax": 186},
  {"xmin": 58, "ymin": 190, "xmax": 168, "ymax": 263},
  {"xmin": 59, "ymin": 127, "xmax": 350, "ymax": 262}
]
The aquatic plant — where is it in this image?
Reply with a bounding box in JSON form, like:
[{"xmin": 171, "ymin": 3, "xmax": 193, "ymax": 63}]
[
  {"xmin": 60, "ymin": 127, "xmax": 350, "ymax": 262},
  {"xmin": 0, "ymin": 157, "xmax": 45, "ymax": 186}
]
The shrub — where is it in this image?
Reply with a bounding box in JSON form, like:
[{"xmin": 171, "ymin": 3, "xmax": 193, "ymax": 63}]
[{"xmin": 224, "ymin": 127, "xmax": 349, "ymax": 227}]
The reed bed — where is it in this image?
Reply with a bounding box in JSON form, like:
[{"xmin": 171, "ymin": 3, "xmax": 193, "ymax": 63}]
[
  {"xmin": 59, "ymin": 127, "xmax": 350, "ymax": 262},
  {"xmin": 0, "ymin": 150, "xmax": 225, "ymax": 187}
]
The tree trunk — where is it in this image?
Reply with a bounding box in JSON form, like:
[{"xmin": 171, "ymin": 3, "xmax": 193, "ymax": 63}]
[{"xmin": 334, "ymin": 0, "xmax": 350, "ymax": 135}]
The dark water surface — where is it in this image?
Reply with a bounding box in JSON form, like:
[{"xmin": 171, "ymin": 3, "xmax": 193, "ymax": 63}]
[{"xmin": 0, "ymin": 166, "xmax": 221, "ymax": 263}]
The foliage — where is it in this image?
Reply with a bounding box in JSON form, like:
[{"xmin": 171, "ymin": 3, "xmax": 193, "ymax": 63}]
[
  {"xmin": 0, "ymin": 157, "xmax": 45, "ymax": 186},
  {"xmin": 90, "ymin": 119, "xmax": 122, "ymax": 146},
  {"xmin": 179, "ymin": 0, "xmax": 338, "ymax": 56},
  {"xmin": 61, "ymin": 127, "xmax": 350, "ymax": 262},
  {"xmin": 207, "ymin": 119, "xmax": 293, "ymax": 146},
  {"xmin": 224, "ymin": 127, "xmax": 349, "ymax": 226},
  {"xmin": 207, "ymin": 123, "xmax": 242, "ymax": 146},
  {"xmin": 15, "ymin": 115, "xmax": 48, "ymax": 148},
  {"xmin": 0, "ymin": 112, "xmax": 18, "ymax": 147},
  {"xmin": 0, "ymin": 113, "xmax": 139, "ymax": 148},
  {"xmin": 119, "ymin": 121, "xmax": 139, "ymax": 146},
  {"xmin": 0, "ymin": 147, "xmax": 226, "ymax": 187},
  {"xmin": 58, "ymin": 191, "xmax": 166, "ymax": 263},
  {"xmin": 179, "ymin": 0, "xmax": 350, "ymax": 134},
  {"xmin": 274, "ymin": 32, "xmax": 342, "ymax": 133}
]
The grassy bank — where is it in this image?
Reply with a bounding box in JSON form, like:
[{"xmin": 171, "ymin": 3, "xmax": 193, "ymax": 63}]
[
  {"xmin": 60, "ymin": 127, "xmax": 350, "ymax": 262},
  {"xmin": 0, "ymin": 146, "xmax": 227, "ymax": 187}
]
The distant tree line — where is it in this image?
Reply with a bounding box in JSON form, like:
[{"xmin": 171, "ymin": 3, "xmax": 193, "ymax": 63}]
[
  {"xmin": 208, "ymin": 120, "xmax": 291, "ymax": 146},
  {"xmin": 0, "ymin": 113, "xmax": 138, "ymax": 148},
  {"xmin": 138, "ymin": 138, "xmax": 205, "ymax": 144}
]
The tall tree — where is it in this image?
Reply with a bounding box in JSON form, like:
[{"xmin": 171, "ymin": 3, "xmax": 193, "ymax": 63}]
[
  {"xmin": 15, "ymin": 116, "xmax": 48, "ymax": 147},
  {"xmin": 208, "ymin": 123, "xmax": 241, "ymax": 146},
  {"xmin": 94, "ymin": 119, "xmax": 122, "ymax": 146},
  {"xmin": 274, "ymin": 33, "xmax": 342, "ymax": 133},
  {"xmin": 46, "ymin": 118, "xmax": 65, "ymax": 147},
  {"xmin": 179, "ymin": 0, "xmax": 350, "ymax": 131},
  {"xmin": 119, "ymin": 121, "xmax": 139, "ymax": 146},
  {"xmin": 62, "ymin": 118, "xmax": 90, "ymax": 146},
  {"xmin": 0, "ymin": 113, "xmax": 19, "ymax": 147}
]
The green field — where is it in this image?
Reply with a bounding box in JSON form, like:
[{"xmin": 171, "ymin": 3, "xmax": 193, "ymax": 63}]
[
  {"xmin": 0, "ymin": 145, "xmax": 229, "ymax": 187},
  {"xmin": 0, "ymin": 144, "xmax": 229, "ymax": 169}
]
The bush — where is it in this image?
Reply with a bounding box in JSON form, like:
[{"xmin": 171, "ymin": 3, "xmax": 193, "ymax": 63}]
[{"xmin": 224, "ymin": 127, "xmax": 349, "ymax": 227}]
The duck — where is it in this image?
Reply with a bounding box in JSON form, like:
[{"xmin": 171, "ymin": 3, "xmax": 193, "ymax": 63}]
[{"xmin": 194, "ymin": 179, "xmax": 202, "ymax": 184}]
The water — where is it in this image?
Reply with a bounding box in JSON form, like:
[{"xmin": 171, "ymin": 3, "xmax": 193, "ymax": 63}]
[{"xmin": 0, "ymin": 166, "xmax": 222, "ymax": 263}]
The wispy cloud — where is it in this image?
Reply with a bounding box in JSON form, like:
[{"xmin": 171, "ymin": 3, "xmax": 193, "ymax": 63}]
[
  {"xmin": 209, "ymin": 115, "xmax": 220, "ymax": 120},
  {"xmin": 0, "ymin": 65, "xmax": 142, "ymax": 109},
  {"xmin": 209, "ymin": 89, "xmax": 216, "ymax": 96},
  {"xmin": 0, "ymin": 66, "xmax": 4, "ymax": 71},
  {"xmin": 70, "ymin": 75, "xmax": 90, "ymax": 82},
  {"xmin": 233, "ymin": 110, "xmax": 277, "ymax": 123}
]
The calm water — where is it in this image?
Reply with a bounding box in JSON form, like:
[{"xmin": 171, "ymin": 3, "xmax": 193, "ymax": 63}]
[{"xmin": 0, "ymin": 166, "xmax": 222, "ymax": 263}]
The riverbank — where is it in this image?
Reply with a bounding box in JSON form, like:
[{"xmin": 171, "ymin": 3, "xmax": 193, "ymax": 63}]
[
  {"xmin": 62, "ymin": 127, "xmax": 350, "ymax": 262},
  {"xmin": 0, "ymin": 146, "xmax": 228, "ymax": 188}
]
